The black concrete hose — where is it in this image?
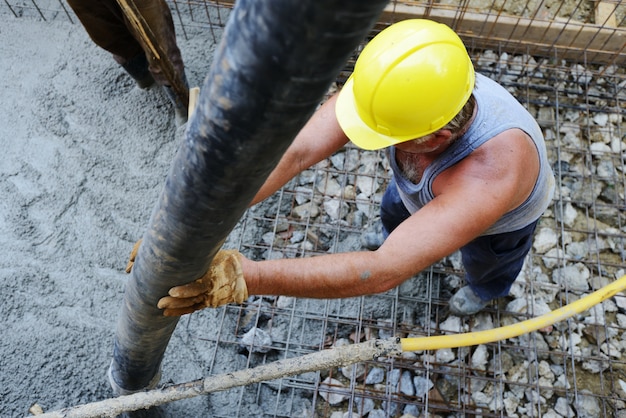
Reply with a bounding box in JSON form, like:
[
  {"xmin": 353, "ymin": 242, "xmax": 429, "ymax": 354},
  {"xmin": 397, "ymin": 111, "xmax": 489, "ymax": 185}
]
[{"xmin": 108, "ymin": 0, "xmax": 390, "ymax": 397}]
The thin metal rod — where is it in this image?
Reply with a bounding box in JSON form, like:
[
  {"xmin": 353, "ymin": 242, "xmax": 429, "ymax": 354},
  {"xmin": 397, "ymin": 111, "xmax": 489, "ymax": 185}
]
[{"xmin": 39, "ymin": 339, "xmax": 402, "ymax": 418}]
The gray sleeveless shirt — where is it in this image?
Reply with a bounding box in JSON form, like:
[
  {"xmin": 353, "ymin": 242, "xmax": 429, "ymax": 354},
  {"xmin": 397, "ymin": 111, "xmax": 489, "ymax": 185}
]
[{"xmin": 388, "ymin": 73, "xmax": 555, "ymax": 235}]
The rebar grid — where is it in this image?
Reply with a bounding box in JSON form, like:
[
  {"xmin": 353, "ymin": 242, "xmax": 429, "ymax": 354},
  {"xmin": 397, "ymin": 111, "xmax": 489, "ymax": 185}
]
[
  {"xmin": 196, "ymin": 6, "xmax": 626, "ymax": 415},
  {"xmin": 3, "ymin": 0, "xmax": 626, "ymax": 416},
  {"xmin": 193, "ymin": 52, "xmax": 626, "ymax": 416}
]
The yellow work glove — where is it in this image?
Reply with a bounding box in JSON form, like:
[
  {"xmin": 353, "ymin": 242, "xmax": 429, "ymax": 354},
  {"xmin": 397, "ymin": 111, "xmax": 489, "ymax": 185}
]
[
  {"xmin": 157, "ymin": 249, "xmax": 248, "ymax": 316},
  {"xmin": 125, "ymin": 240, "xmax": 248, "ymax": 316}
]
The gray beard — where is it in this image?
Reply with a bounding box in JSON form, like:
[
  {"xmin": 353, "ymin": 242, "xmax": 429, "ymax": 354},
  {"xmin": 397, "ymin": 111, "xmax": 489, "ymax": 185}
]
[{"xmin": 397, "ymin": 152, "xmax": 427, "ymax": 184}]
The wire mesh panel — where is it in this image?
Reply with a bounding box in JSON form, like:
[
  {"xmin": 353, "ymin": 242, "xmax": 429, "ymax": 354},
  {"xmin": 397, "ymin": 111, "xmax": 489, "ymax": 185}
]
[
  {"xmin": 3, "ymin": 0, "xmax": 626, "ymax": 416},
  {"xmin": 178, "ymin": 8, "xmax": 626, "ymax": 414}
]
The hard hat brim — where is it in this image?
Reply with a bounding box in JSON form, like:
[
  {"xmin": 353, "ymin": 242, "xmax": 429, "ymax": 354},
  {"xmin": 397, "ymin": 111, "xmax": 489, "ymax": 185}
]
[{"xmin": 336, "ymin": 76, "xmax": 407, "ymax": 151}]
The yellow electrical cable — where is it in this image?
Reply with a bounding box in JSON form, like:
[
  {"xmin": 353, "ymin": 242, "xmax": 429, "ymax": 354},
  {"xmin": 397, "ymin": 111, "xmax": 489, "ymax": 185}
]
[{"xmin": 400, "ymin": 274, "xmax": 626, "ymax": 352}]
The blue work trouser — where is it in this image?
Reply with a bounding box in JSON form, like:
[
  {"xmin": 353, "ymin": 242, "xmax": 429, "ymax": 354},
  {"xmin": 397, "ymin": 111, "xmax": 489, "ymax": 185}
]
[{"xmin": 380, "ymin": 180, "xmax": 538, "ymax": 301}]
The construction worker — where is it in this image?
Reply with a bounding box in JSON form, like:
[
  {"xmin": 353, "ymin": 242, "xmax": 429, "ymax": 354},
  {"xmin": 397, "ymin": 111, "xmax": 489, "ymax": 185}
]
[
  {"xmin": 67, "ymin": 0, "xmax": 189, "ymax": 126},
  {"xmin": 152, "ymin": 19, "xmax": 555, "ymax": 316}
]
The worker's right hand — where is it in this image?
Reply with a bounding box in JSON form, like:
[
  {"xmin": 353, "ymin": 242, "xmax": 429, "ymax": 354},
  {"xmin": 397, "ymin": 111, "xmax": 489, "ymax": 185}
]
[{"xmin": 157, "ymin": 250, "xmax": 249, "ymax": 316}]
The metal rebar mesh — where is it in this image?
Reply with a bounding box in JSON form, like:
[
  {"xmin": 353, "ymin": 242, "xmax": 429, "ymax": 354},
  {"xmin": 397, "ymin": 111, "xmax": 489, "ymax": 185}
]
[
  {"xmin": 194, "ymin": 45, "xmax": 626, "ymax": 414},
  {"xmin": 4, "ymin": 0, "xmax": 626, "ymax": 416}
]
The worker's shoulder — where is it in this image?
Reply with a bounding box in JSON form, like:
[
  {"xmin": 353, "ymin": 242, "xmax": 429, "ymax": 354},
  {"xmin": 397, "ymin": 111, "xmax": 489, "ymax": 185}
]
[
  {"xmin": 448, "ymin": 129, "xmax": 535, "ymax": 177},
  {"xmin": 469, "ymin": 127, "xmax": 534, "ymax": 157}
]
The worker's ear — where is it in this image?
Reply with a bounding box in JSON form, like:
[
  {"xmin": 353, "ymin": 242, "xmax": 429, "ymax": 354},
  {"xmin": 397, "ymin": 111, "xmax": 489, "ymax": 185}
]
[{"xmin": 432, "ymin": 129, "xmax": 452, "ymax": 143}]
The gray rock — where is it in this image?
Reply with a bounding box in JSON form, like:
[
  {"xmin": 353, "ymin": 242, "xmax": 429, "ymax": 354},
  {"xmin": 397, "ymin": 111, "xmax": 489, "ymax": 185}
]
[
  {"xmin": 574, "ymin": 390, "xmax": 601, "ymax": 417},
  {"xmin": 239, "ymin": 327, "xmax": 273, "ymax": 353},
  {"xmin": 413, "ymin": 375, "xmax": 434, "ymax": 398},
  {"xmin": 318, "ymin": 377, "xmax": 348, "ymax": 405},
  {"xmin": 365, "ymin": 367, "xmax": 385, "ymax": 385}
]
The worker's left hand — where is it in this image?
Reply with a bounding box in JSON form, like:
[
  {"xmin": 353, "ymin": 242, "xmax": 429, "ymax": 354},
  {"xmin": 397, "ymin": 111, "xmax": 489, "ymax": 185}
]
[{"xmin": 157, "ymin": 249, "xmax": 249, "ymax": 316}]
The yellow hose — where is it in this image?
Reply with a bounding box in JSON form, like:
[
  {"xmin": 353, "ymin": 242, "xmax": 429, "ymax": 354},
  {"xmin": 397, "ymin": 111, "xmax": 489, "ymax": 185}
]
[{"xmin": 401, "ymin": 274, "xmax": 626, "ymax": 352}]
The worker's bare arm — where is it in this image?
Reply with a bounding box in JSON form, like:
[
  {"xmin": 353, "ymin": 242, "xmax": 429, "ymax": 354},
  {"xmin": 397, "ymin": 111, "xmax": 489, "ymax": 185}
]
[
  {"xmin": 250, "ymin": 94, "xmax": 349, "ymax": 205},
  {"xmin": 241, "ymin": 196, "xmax": 476, "ymax": 299},
  {"xmin": 242, "ymin": 192, "xmax": 504, "ymax": 299},
  {"xmin": 243, "ymin": 129, "xmax": 540, "ymax": 299}
]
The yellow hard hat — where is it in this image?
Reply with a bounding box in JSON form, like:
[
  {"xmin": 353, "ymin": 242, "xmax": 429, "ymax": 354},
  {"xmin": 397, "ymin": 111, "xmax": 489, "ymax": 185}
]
[{"xmin": 336, "ymin": 19, "xmax": 475, "ymax": 150}]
